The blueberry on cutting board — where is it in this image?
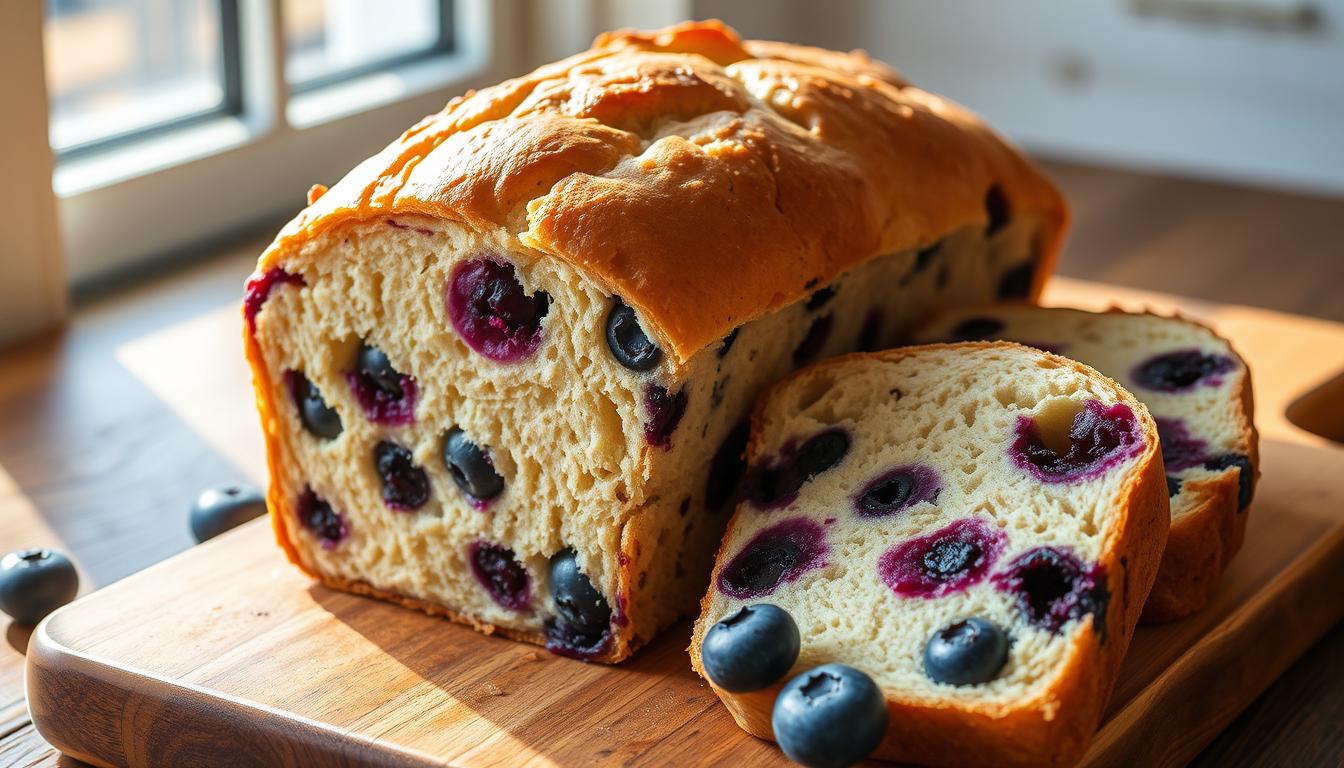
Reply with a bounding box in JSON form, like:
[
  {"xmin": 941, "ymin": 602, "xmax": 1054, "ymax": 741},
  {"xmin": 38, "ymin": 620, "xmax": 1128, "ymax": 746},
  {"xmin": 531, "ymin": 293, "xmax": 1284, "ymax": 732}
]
[
  {"xmin": 191, "ymin": 484, "xmax": 268, "ymax": 542},
  {"xmin": 0, "ymin": 548, "xmax": 79, "ymax": 624},
  {"xmin": 701, "ymin": 604, "xmax": 800, "ymax": 692},
  {"xmin": 772, "ymin": 663, "xmax": 888, "ymax": 768}
]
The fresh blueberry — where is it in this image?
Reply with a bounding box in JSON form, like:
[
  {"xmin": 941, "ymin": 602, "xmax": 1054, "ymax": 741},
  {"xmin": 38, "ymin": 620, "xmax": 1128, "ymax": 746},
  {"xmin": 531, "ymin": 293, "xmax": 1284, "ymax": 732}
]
[
  {"xmin": 857, "ymin": 309, "xmax": 883, "ymax": 352},
  {"xmin": 985, "ymin": 184, "xmax": 1010, "ymax": 235},
  {"xmin": 856, "ymin": 465, "xmax": 940, "ymax": 518},
  {"xmin": 718, "ymin": 328, "xmax": 741, "ymax": 359},
  {"xmin": 793, "ymin": 315, "xmax": 833, "ymax": 365},
  {"xmin": 1155, "ymin": 417, "xmax": 1210, "ymax": 472},
  {"xmin": 374, "ymin": 441, "xmax": 430, "ymax": 511},
  {"xmin": 772, "ymin": 663, "xmax": 888, "ymax": 768},
  {"xmin": 298, "ymin": 488, "xmax": 347, "ymax": 547},
  {"xmin": 644, "ymin": 385, "xmax": 687, "ymax": 449},
  {"xmin": 795, "ymin": 430, "xmax": 849, "ymax": 479},
  {"xmin": 923, "ymin": 617, "xmax": 1010, "ymax": 686},
  {"xmin": 348, "ymin": 343, "xmax": 417, "ymax": 425},
  {"xmin": 997, "ymin": 262, "xmax": 1034, "ymax": 300},
  {"xmin": 442, "ymin": 428, "xmax": 504, "ymax": 505},
  {"xmin": 286, "ymin": 371, "xmax": 342, "ymax": 439},
  {"xmin": 702, "ymin": 604, "xmax": 801, "ymax": 692},
  {"xmin": 718, "ymin": 518, "xmax": 828, "ymax": 599},
  {"xmin": 878, "ymin": 518, "xmax": 1004, "ymax": 599},
  {"xmin": 1132, "ymin": 349, "xmax": 1237, "ymax": 393},
  {"xmin": 190, "ymin": 484, "xmax": 267, "ymax": 542},
  {"xmin": 549, "ymin": 548, "xmax": 610, "ymax": 634},
  {"xmin": 0, "ymin": 548, "xmax": 79, "ymax": 624},
  {"xmin": 447, "ymin": 258, "xmax": 549, "ymax": 362},
  {"xmin": 470, "ymin": 541, "xmax": 530, "ymax": 610},
  {"xmin": 743, "ymin": 429, "xmax": 850, "ymax": 510},
  {"xmin": 358, "ymin": 343, "xmax": 404, "ymax": 398},
  {"xmin": 805, "ymin": 287, "xmax": 836, "ymax": 311},
  {"xmin": 1203, "ymin": 453, "xmax": 1255, "ymax": 511},
  {"xmin": 950, "ymin": 316, "xmax": 1005, "ymax": 342},
  {"xmin": 706, "ymin": 421, "xmax": 750, "ymax": 510},
  {"xmin": 606, "ymin": 298, "xmax": 662, "ymax": 372},
  {"xmin": 992, "ymin": 547, "xmax": 1109, "ymax": 636},
  {"xmin": 1010, "ymin": 400, "xmax": 1144, "ymax": 483},
  {"xmin": 914, "ymin": 242, "xmax": 940, "ymax": 272}
]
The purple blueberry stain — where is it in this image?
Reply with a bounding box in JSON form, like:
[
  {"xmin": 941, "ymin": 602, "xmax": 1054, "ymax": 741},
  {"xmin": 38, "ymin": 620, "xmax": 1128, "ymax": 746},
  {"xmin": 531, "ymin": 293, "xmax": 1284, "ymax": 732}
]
[
  {"xmin": 544, "ymin": 620, "xmax": 612, "ymax": 660},
  {"xmin": 993, "ymin": 546, "xmax": 1109, "ymax": 637},
  {"xmin": 447, "ymin": 258, "xmax": 550, "ymax": 363},
  {"xmin": 742, "ymin": 428, "xmax": 850, "ymax": 510},
  {"xmin": 298, "ymin": 487, "xmax": 347, "ymax": 548},
  {"xmin": 718, "ymin": 518, "xmax": 829, "ymax": 599},
  {"xmin": 244, "ymin": 267, "xmax": 305, "ymax": 332},
  {"xmin": 1010, "ymin": 400, "xmax": 1145, "ymax": 484},
  {"xmin": 1155, "ymin": 417, "xmax": 1209, "ymax": 472},
  {"xmin": 878, "ymin": 517, "xmax": 1006, "ymax": 599},
  {"xmin": 644, "ymin": 385, "xmax": 688, "ymax": 449},
  {"xmin": 386, "ymin": 218, "xmax": 434, "ymax": 236},
  {"xmin": 855, "ymin": 464, "xmax": 941, "ymax": 518},
  {"xmin": 469, "ymin": 541, "xmax": 530, "ymax": 611},
  {"xmin": 1131, "ymin": 349, "xmax": 1237, "ymax": 393}
]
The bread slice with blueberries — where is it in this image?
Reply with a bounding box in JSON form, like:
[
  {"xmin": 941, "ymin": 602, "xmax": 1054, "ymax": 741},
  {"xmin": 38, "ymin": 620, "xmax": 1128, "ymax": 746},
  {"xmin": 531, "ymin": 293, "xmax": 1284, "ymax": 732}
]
[
  {"xmin": 914, "ymin": 306, "xmax": 1257, "ymax": 620},
  {"xmin": 691, "ymin": 343, "xmax": 1168, "ymax": 767},
  {"xmin": 242, "ymin": 20, "xmax": 1067, "ymax": 663}
]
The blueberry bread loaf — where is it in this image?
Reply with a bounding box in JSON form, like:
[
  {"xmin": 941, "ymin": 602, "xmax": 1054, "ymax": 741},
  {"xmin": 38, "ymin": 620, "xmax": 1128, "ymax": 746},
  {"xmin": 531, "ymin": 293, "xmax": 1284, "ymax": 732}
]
[
  {"xmin": 915, "ymin": 307, "xmax": 1257, "ymax": 621},
  {"xmin": 692, "ymin": 343, "xmax": 1168, "ymax": 766},
  {"xmin": 242, "ymin": 20, "xmax": 1067, "ymax": 663}
]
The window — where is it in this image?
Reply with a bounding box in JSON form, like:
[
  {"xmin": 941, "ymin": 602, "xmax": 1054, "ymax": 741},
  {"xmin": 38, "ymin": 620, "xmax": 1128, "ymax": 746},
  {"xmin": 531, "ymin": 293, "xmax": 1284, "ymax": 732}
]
[
  {"xmin": 285, "ymin": 0, "xmax": 453, "ymax": 92},
  {"xmin": 44, "ymin": 0, "xmax": 241, "ymax": 157},
  {"xmin": 16, "ymin": 0, "xmax": 514, "ymax": 287}
]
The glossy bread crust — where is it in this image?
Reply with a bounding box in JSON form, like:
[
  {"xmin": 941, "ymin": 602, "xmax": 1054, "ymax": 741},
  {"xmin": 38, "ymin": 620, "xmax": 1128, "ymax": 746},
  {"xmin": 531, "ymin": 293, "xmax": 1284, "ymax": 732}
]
[
  {"xmin": 690, "ymin": 343, "xmax": 1170, "ymax": 767},
  {"xmin": 250, "ymin": 20, "xmax": 1066, "ymax": 365}
]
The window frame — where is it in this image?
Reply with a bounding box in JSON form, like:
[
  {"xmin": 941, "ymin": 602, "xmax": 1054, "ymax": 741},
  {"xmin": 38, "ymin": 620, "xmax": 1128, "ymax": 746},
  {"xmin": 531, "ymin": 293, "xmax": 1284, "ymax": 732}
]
[
  {"xmin": 286, "ymin": 0, "xmax": 456, "ymax": 95},
  {"xmin": 52, "ymin": 0, "xmax": 246, "ymax": 162},
  {"xmin": 40, "ymin": 0, "xmax": 526, "ymax": 286}
]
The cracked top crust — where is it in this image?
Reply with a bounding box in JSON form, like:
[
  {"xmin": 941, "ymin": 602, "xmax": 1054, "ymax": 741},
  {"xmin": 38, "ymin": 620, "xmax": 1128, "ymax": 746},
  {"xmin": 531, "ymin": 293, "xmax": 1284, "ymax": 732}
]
[{"xmin": 255, "ymin": 20, "xmax": 1068, "ymax": 365}]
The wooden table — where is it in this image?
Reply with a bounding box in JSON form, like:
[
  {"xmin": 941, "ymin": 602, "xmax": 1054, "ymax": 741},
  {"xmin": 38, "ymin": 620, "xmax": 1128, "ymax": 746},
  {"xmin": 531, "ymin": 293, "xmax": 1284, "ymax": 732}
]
[{"xmin": 2, "ymin": 159, "xmax": 1342, "ymax": 766}]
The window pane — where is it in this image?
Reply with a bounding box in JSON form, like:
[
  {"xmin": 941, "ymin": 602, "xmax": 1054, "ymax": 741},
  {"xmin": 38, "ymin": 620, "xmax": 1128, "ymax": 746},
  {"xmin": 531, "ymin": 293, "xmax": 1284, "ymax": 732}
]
[
  {"xmin": 285, "ymin": 0, "xmax": 445, "ymax": 88},
  {"xmin": 45, "ymin": 0, "xmax": 229, "ymax": 153}
]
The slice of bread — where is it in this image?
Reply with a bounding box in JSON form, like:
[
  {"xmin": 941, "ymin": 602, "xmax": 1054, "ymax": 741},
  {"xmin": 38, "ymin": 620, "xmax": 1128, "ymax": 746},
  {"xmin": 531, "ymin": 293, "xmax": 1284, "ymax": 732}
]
[
  {"xmin": 691, "ymin": 343, "xmax": 1168, "ymax": 767},
  {"xmin": 915, "ymin": 307, "xmax": 1257, "ymax": 620}
]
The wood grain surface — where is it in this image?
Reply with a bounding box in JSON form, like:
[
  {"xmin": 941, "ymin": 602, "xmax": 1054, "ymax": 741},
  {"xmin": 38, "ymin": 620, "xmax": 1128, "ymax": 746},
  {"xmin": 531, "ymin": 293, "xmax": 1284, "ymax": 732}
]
[{"xmin": 16, "ymin": 277, "xmax": 1344, "ymax": 768}]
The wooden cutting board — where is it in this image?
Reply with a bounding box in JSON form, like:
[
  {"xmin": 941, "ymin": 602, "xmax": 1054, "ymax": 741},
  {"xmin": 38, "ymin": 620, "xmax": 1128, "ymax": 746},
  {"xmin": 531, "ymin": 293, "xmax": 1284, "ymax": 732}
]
[{"xmin": 23, "ymin": 279, "xmax": 1344, "ymax": 767}]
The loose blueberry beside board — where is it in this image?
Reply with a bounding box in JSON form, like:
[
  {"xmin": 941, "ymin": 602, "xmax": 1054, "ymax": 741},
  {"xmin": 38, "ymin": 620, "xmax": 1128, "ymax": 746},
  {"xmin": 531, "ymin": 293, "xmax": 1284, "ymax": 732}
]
[
  {"xmin": 191, "ymin": 484, "xmax": 268, "ymax": 542},
  {"xmin": 772, "ymin": 663, "xmax": 888, "ymax": 768},
  {"xmin": 702, "ymin": 604, "xmax": 800, "ymax": 692},
  {"xmin": 0, "ymin": 548, "xmax": 79, "ymax": 624}
]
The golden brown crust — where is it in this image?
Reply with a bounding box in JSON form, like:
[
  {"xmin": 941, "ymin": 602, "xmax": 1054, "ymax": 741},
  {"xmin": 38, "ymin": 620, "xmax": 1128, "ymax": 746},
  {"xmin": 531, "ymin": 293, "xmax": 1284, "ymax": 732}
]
[
  {"xmin": 252, "ymin": 19, "xmax": 1066, "ymax": 366},
  {"xmin": 690, "ymin": 342, "xmax": 1169, "ymax": 767}
]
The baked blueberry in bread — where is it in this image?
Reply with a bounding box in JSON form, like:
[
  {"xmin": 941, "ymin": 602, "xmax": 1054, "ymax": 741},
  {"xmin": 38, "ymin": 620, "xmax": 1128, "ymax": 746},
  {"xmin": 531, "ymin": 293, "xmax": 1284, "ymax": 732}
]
[
  {"xmin": 242, "ymin": 20, "xmax": 1067, "ymax": 663},
  {"xmin": 692, "ymin": 343, "xmax": 1168, "ymax": 766},
  {"xmin": 916, "ymin": 307, "xmax": 1257, "ymax": 620}
]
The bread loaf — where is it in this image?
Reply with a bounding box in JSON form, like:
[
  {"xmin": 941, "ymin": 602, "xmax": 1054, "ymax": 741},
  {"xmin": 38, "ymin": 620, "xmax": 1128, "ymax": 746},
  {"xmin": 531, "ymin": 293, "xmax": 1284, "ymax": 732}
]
[
  {"xmin": 915, "ymin": 306, "xmax": 1257, "ymax": 620},
  {"xmin": 243, "ymin": 20, "xmax": 1067, "ymax": 662},
  {"xmin": 691, "ymin": 343, "xmax": 1168, "ymax": 766}
]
